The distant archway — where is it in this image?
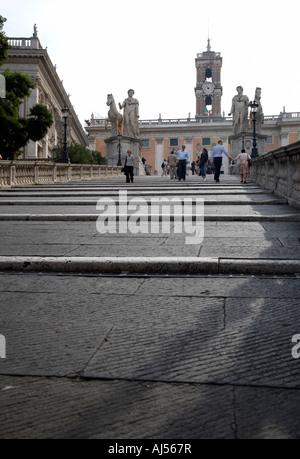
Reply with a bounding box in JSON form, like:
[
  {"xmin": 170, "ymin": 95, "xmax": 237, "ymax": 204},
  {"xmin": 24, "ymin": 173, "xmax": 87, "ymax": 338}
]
[
  {"xmin": 205, "ymin": 96, "xmax": 212, "ymax": 106},
  {"xmin": 205, "ymin": 68, "xmax": 212, "ymax": 79}
]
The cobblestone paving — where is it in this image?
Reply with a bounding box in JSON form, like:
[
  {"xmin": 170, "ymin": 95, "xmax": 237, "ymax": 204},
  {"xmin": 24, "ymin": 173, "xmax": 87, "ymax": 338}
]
[{"xmin": 0, "ymin": 175, "xmax": 300, "ymax": 439}]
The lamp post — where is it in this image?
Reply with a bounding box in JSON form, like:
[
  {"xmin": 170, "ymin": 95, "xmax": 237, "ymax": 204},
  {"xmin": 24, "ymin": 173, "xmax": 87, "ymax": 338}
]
[
  {"xmin": 117, "ymin": 134, "xmax": 122, "ymax": 166},
  {"xmin": 250, "ymin": 101, "xmax": 259, "ymax": 158},
  {"xmin": 60, "ymin": 105, "xmax": 70, "ymax": 163}
]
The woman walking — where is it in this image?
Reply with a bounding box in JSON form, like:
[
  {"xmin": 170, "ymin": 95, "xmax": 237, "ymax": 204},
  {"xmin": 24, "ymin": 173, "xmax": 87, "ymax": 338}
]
[
  {"xmin": 200, "ymin": 148, "xmax": 209, "ymax": 181},
  {"xmin": 123, "ymin": 150, "xmax": 135, "ymax": 183},
  {"xmin": 235, "ymin": 149, "xmax": 251, "ymax": 184}
]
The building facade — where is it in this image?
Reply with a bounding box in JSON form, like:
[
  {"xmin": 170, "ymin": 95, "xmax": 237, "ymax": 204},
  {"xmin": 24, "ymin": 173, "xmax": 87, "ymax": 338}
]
[
  {"xmin": 1, "ymin": 26, "xmax": 88, "ymax": 159},
  {"xmin": 86, "ymin": 112, "xmax": 300, "ymax": 176},
  {"xmin": 85, "ymin": 41, "xmax": 300, "ymax": 175},
  {"xmin": 3, "ymin": 31, "xmax": 300, "ymax": 171}
]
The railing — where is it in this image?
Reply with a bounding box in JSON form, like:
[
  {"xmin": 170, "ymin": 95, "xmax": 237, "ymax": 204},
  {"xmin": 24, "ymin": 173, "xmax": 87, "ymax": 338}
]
[
  {"xmin": 85, "ymin": 113, "xmax": 300, "ymax": 129},
  {"xmin": 7, "ymin": 37, "xmax": 43, "ymax": 50},
  {"xmin": 8, "ymin": 38, "xmax": 32, "ymax": 48},
  {"xmin": 250, "ymin": 140, "xmax": 300, "ymax": 208},
  {"xmin": 139, "ymin": 117, "xmax": 233, "ymax": 126},
  {"xmin": 0, "ymin": 161, "xmax": 123, "ymax": 187},
  {"xmin": 85, "ymin": 116, "xmax": 233, "ymax": 129}
]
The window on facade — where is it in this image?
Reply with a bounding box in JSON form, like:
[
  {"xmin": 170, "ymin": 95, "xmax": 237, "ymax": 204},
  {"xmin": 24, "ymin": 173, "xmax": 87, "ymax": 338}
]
[
  {"xmin": 266, "ymin": 136, "xmax": 273, "ymax": 145},
  {"xmin": 202, "ymin": 138, "xmax": 211, "ymax": 146},
  {"xmin": 205, "ymin": 96, "xmax": 212, "ymax": 106},
  {"xmin": 142, "ymin": 139, "xmax": 150, "ymax": 148},
  {"xmin": 169, "ymin": 138, "xmax": 179, "ymax": 147},
  {"xmin": 205, "ymin": 68, "xmax": 212, "ymax": 79}
]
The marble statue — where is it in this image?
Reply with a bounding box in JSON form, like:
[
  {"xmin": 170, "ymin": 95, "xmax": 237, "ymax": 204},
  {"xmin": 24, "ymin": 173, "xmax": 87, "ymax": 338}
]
[
  {"xmin": 250, "ymin": 87, "xmax": 264, "ymax": 133},
  {"xmin": 229, "ymin": 86, "xmax": 249, "ymax": 134},
  {"xmin": 107, "ymin": 94, "xmax": 123, "ymax": 136},
  {"xmin": 119, "ymin": 89, "xmax": 139, "ymax": 138}
]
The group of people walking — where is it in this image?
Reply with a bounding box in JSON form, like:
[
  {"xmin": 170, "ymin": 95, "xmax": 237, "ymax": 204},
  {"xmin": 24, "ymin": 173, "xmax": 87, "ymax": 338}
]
[
  {"xmin": 161, "ymin": 141, "xmax": 252, "ymax": 183},
  {"xmin": 123, "ymin": 142, "xmax": 252, "ymax": 184},
  {"xmin": 163, "ymin": 145, "xmax": 209, "ymax": 181}
]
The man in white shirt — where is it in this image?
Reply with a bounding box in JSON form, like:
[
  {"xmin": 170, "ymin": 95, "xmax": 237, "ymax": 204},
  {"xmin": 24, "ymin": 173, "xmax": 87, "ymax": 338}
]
[
  {"xmin": 175, "ymin": 145, "xmax": 190, "ymax": 181},
  {"xmin": 212, "ymin": 140, "xmax": 233, "ymax": 183}
]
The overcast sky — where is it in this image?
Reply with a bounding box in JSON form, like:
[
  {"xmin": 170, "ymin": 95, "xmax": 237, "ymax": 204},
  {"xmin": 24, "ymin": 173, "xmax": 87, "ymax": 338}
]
[{"xmin": 2, "ymin": 0, "xmax": 300, "ymax": 126}]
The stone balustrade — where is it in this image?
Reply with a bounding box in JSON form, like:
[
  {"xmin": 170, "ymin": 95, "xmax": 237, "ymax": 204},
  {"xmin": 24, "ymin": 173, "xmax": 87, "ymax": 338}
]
[
  {"xmin": 250, "ymin": 140, "xmax": 300, "ymax": 208},
  {"xmin": 0, "ymin": 161, "xmax": 123, "ymax": 187},
  {"xmin": 86, "ymin": 114, "xmax": 297, "ymax": 129},
  {"xmin": 8, "ymin": 38, "xmax": 32, "ymax": 48},
  {"xmin": 85, "ymin": 116, "xmax": 233, "ymax": 128}
]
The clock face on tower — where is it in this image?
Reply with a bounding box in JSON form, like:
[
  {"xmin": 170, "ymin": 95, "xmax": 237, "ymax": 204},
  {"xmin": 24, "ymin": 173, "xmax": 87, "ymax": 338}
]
[{"xmin": 202, "ymin": 82, "xmax": 215, "ymax": 95}]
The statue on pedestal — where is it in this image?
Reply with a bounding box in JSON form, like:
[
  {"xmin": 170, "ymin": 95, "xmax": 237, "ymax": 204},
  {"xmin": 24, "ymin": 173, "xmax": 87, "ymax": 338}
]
[
  {"xmin": 229, "ymin": 86, "xmax": 249, "ymax": 134},
  {"xmin": 250, "ymin": 87, "xmax": 264, "ymax": 133},
  {"xmin": 119, "ymin": 89, "xmax": 139, "ymax": 138}
]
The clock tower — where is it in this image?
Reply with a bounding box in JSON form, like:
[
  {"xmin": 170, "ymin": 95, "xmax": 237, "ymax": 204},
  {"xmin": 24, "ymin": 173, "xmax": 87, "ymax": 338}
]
[{"xmin": 195, "ymin": 39, "xmax": 223, "ymax": 118}]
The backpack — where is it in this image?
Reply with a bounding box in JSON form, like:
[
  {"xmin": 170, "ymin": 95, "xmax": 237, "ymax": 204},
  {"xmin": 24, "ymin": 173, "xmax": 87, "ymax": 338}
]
[{"xmin": 161, "ymin": 161, "xmax": 165, "ymax": 168}]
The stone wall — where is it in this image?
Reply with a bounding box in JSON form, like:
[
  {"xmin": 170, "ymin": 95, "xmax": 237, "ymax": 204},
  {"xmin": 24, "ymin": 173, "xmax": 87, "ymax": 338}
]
[
  {"xmin": 0, "ymin": 161, "xmax": 123, "ymax": 187},
  {"xmin": 250, "ymin": 141, "xmax": 300, "ymax": 208}
]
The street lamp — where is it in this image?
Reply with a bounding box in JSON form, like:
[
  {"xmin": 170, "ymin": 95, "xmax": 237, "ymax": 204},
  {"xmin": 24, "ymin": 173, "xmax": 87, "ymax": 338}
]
[
  {"xmin": 250, "ymin": 101, "xmax": 259, "ymax": 158},
  {"xmin": 117, "ymin": 134, "xmax": 122, "ymax": 166},
  {"xmin": 60, "ymin": 105, "xmax": 70, "ymax": 163}
]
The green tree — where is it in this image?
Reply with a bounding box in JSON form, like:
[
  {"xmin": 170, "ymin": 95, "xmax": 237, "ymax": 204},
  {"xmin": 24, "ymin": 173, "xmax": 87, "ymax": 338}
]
[
  {"xmin": 26, "ymin": 104, "xmax": 53, "ymax": 141},
  {"xmin": 0, "ymin": 16, "xmax": 9, "ymax": 66},
  {"xmin": 91, "ymin": 150, "xmax": 107, "ymax": 165},
  {"xmin": 0, "ymin": 17, "xmax": 53, "ymax": 159},
  {"xmin": 54, "ymin": 144, "xmax": 107, "ymax": 165}
]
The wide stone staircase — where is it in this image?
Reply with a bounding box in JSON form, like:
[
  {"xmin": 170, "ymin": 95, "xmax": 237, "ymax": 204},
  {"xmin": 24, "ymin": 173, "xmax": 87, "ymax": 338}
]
[{"xmin": 0, "ymin": 174, "xmax": 300, "ymax": 439}]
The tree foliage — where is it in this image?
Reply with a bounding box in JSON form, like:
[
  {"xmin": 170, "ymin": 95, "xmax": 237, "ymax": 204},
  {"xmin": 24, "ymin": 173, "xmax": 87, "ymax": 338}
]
[
  {"xmin": 54, "ymin": 143, "xmax": 107, "ymax": 165},
  {"xmin": 0, "ymin": 16, "xmax": 9, "ymax": 66},
  {"xmin": 0, "ymin": 17, "xmax": 53, "ymax": 159},
  {"xmin": 27, "ymin": 104, "xmax": 54, "ymax": 141}
]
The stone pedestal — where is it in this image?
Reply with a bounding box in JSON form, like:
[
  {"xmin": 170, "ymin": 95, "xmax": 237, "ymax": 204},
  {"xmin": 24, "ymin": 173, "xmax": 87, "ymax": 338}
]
[
  {"xmin": 105, "ymin": 135, "xmax": 143, "ymax": 175},
  {"xmin": 229, "ymin": 131, "xmax": 268, "ymax": 158}
]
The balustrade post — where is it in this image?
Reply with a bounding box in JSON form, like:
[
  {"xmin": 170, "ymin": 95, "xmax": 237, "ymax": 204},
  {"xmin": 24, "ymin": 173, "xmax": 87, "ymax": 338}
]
[
  {"xmin": 53, "ymin": 163, "xmax": 57, "ymax": 182},
  {"xmin": 34, "ymin": 162, "xmax": 39, "ymax": 184},
  {"xmin": 10, "ymin": 162, "xmax": 16, "ymax": 186}
]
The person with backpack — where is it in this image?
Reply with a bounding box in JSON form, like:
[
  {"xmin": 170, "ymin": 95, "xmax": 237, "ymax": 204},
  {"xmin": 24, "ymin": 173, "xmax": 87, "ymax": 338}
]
[
  {"xmin": 199, "ymin": 148, "xmax": 209, "ymax": 181},
  {"xmin": 161, "ymin": 159, "xmax": 167, "ymax": 176}
]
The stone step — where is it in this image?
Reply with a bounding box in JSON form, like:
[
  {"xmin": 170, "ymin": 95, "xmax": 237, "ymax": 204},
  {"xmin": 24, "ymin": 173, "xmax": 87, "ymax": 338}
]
[
  {"xmin": 0, "ymin": 255, "xmax": 299, "ymax": 275},
  {"xmin": 0, "ymin": 199, "xmax": 287, "ymax": 206},
  {"xmin": 5, "ymin": 184, "xmax": 260, "ymax": 191},
  {"xmin": 0, "ymin": 213, "xmax": 300, "ymax": 221},
  {"xmin": 0, "ymin": 189, "xmax": 270, "ymax": 197}
]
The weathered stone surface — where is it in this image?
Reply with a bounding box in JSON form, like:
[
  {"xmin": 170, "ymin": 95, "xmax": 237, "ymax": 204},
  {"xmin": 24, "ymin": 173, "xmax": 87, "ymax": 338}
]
[{"xmin": 1, "ymin": 175, "xmax": 300, "ymax": 439}]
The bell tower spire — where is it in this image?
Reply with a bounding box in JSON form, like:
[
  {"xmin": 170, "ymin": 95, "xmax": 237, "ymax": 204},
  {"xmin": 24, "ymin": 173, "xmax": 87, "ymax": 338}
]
[
  {"xmin": 195, "ymin": 40, "xmax": 223, "ymax": 118},
  {"xmin": 207, "ymin": 37, "xmax": 211, "ymax": 52}
]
